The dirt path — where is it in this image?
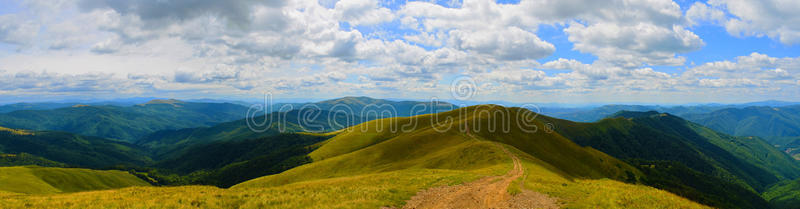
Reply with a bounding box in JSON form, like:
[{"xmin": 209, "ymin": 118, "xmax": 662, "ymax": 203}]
[{"xmin": 400, "ymin": 143, "xmax": 559, "ymax": 209}]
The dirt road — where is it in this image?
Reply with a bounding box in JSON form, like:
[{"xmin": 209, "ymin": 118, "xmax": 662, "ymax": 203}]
[{"xmin": 401, "ymin": 143, "xmax": 559, "ymax": 209}]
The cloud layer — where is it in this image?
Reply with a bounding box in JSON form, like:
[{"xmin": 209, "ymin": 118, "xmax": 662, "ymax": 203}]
[{"xmin": 0, "ymin": 0, "xmax": 798, "ymax": 103}]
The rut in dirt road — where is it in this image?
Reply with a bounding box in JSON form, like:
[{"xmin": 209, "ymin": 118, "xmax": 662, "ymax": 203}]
[{"xmin": 401, "ymin": 143, "xmax": 559, "ymax": 209}]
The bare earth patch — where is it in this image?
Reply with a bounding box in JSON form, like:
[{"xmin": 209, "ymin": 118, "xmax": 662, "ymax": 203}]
[{"xmin": 399, "ymin": 143, "xmax": 559, "ymax": 209}]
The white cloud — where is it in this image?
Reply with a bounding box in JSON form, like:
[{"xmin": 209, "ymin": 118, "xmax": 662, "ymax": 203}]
[
  {"xmin": 691, "ymin": 0, "xmax": 800, "ymax": 45},
  {"xmin": 0, "ymin": 14, "xmax": 39, "ymax": 46},
  {"xmin": 334, "ymin": 0, "xmax": 394, "ymax": 26},
  {"xmin": 565, "ymin": 23, "xmax": 703, "ymax": 67},
  {"xmin": 448, "ymin": 27, "xmax": 555, "ymax": 61},
  {"xmin": 0, "ymin": 0, "xmax": 797, "ymax": 103},
  {"xmin": 685, "ymin": 2, "xmax": 726, "ymax": 25},
  {"xmin": 400, "ymin": 0, "xmax": 556, "ymax": 61}
]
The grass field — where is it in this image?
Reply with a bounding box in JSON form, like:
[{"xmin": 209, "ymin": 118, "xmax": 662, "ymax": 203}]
[{"xmin": 0, "ymin": 166, "xmax": 149, "ymax": 194}]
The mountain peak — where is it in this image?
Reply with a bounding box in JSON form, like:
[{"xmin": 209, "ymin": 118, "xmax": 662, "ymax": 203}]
[
  {"xmin": 317, "ymin": 96, "xmax": 385, "ymax": 105},
  {"xmin": 140, "ymin": 99, "xmax": 185, "ymax": 107},
  {"xmin": 608, "ymin": 110, "xmax": 667, "ymax": 119}
]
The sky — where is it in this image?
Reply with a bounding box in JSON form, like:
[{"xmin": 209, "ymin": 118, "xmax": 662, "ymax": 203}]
[{"xmin": 0, "ymin": 0, "xmax": 798, "ymax": 104}]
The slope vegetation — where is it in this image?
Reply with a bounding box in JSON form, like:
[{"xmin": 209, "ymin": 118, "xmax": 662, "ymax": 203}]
[
  {"xmin": 0, "ymin": 105, "xmax": 707, "ymax": 208},
  {"xmin": 535, "ymin": 111, "xmax": 800, "ymax": 208},
  {"xmin": 0, "ymin": 127, "xmax": 151, "ymax": 168},
  {"xmin": 138, "ymin": 109, "xmax": 356, "ymax": 159},
  {"xmin": 684, "ymin": 105, "xmax": 800, "ymax": 141},
  {"xmin": 0, "ymin": 100, "xmax": 249, "ymax": 142},
  {"xmin": 0, "ymin": 166, "xmax": 149, "ymax": 194}
]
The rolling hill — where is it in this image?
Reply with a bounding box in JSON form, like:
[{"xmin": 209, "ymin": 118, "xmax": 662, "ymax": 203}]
[
  {"xmin": 0, "ymin": 100, "xmax": 250, "ymax": 142},
  {"xmin": 535, "ymin": 110, "xmax": 800, "ymax": 208},
  {"xmin": 0, "ymin": 102, "xmax": 77, "ymax": 113},
  {"xmin": 0, "ymin": 126, "xmax": 151, "ymax": 168},
  {"xmin": 153, "ymin": 133, "xmax": 334, "ymax": 187},
  {"xmin": 138, "ymin": 97, "xmax": 455, "ymax": 160},
  {"xmin": 683, "ymin": 105, "xmax": 800, "ymax": 150},
  {"xmin": 0, "ymin": 105, "xmax": 710, "ymax": 208},
  {"xmin": 137, "ymin": 109, "xmax": 358, "ymax": 159},
  {"xmin": 764, "ymin": 178, "xmax": 800, "ymax": 209},
  {"xmin": 546, "ymin": 104, "xmax": 727, "ymax": 122},
  {"xmin": 0, "ymin": 166, "xmax": 149, "ymax": 194}
]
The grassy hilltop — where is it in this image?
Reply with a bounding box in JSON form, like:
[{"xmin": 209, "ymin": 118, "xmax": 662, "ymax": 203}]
[{"xmin": 0, "ymin": 105, "xmax": 707, "ymax": 208}]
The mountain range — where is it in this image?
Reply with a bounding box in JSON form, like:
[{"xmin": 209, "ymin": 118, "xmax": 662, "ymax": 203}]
[{"xmin": 0, "ymin": 97, "xmax": 799, "ymax": 208}]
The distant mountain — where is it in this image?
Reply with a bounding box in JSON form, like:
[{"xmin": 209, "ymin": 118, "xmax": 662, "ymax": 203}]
[
  {"xmin": 536, "ymin": 111, "xmax": 800, "ymax": 208},
  {"xmin": 273, "ymin": 96, "xmax": 457, "ymax": 118},
  {"xmin": 740, "ymin": 100, "xmax": 800, "ymax": 107},
  {"xmin": 0, "ymin": 100, "xmax": 250, "ymax": 142},
  {"xmin": 546, "ymin": 104, "xmax": 728, "ymax": 122},
  {"xmin": 0, "ymin": 102, "xmax": 77, "ymax": 113},
  {"xmin": 683, "ymin": 106, "xmax": 800, "ymax": 143},
  {"xmin": 0, "ymin": 126, "xmax": 151, "ymax": 168}
]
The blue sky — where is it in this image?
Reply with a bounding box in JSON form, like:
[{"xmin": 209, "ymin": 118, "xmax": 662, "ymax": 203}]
[{"xmin": 0, "ymin": 0, "xmax": 798, "ymax": 104}]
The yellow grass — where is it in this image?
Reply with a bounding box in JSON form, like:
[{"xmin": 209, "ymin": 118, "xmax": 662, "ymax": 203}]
[
  {"xmin": 0, "ymin": 126, "xmax": 33, "ymax": 135},
  {"xmin": 0, "ymin": 166, "xmax": 149, "ymax": 195}
]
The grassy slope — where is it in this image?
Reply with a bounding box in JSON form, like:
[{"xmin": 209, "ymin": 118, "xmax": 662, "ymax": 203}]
[
  {"xmin": 763, "ymin": 178, "xmax": 800, "ymax": 209},
  {"xmin": 540, "ymin": 112, "xmax": 799, "ymax": 189},
  {"xmin": 0, "ymin": 105, "xmax": 708, "ymax": 208},
  {"xmin": 0, "ymin": 166, "xmax": 149, "ymax": 194},
  {"xmin": 535, "ymin": 111, "xmax": 793, "ymax": 208},
  {"xmin": 0, "ymin": 163, "xmax": 709, "ymax": 209},
  {"xmin": 237, "ymin": 105, "xmax": 638, "ymax": 188}
]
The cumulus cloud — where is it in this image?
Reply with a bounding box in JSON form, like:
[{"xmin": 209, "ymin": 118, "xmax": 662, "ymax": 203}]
[
  {"xmin": 683, "ymin": 53, "xmax": 800, "ymax": 89},
  {"xmin": 0, "ymin": 0, "xmax": 797, "ymax": 102},
  {"xmin": 77, "ymin": 0, "xmax": 285, "ymax": 28},
  {"xmin": 565, "ymin": 23, "xmax": 704, "ymax": 67},
  {"xmin": 400, "ymin": 0, "xmax": 556, "ymax": 61},
  {"xmin": 448, "ymin": 27, "xmax": 555, "ymax": 61},
  {"xmin": 334, "ymin": 0, "xmax": 394, "ymax": 26},
  {"xmin": 0, "ymin": 14, "xmax": 39, "ymax": 46},
  {"xmin": 690, "ymin": 0, "xmax": 800, "ymax": 45},
  {"xmin": 539, "ymin": 0, "xmax": 702, "ymax": 67}
]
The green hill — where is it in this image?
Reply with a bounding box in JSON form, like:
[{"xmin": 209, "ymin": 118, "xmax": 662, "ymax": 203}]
[
  {"xmin": 235, "ymin": 105, "xmax": 643, "ymax": 199},
  {"xmin": 0, "ymin": 102, "xmax": 77, "ymax": 113},
  {"xmin": 153, "ymin": 133, "xmax": 333, "ymax": 187},
  {"xmin": 0, "ymin": 153, "xmax": 67, "ymax": 167},
  {"xmin": 547, "ymin": 104, "xmax": 727, "ymax": 122},
  {"xmin": 137, "ymin": 109, "xmax": 358, "ymax": 159},
  {"xmin": 0, "ymin": 100, "xmax": 249, "ymax": 142},
  {"xmin": 764, "ymin": 178, "xmax": 800, "ymax": 209},
  {"xmin": 535, "ymin": 111, "xmax": 800, "ymax": 208},
  {"xmin": 0, "ymin": 166, "xmax": 149, "ymax": 194},
  {"xmin": 684, "ymin": 106, "xmax": 800, "ymax": 144},
  {"xmin": 0, "ymin": 126, "xmax": 151, "ymax": 168},
  {"xmin": 0, "ymin": 105, "xmax": 710, "ymax": 208}
]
